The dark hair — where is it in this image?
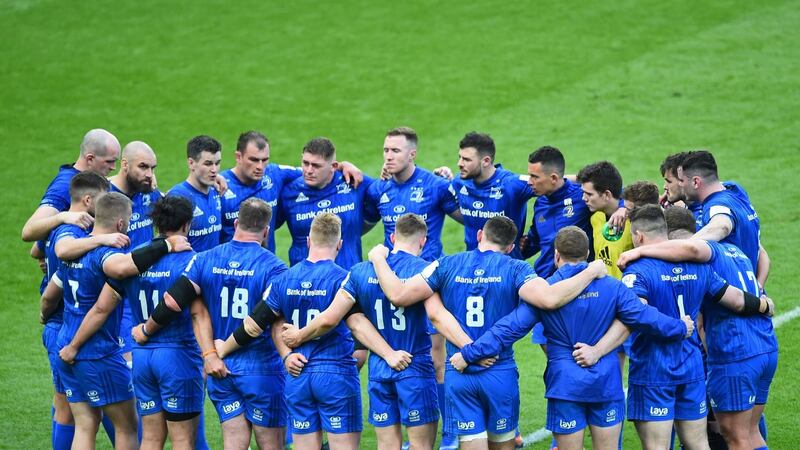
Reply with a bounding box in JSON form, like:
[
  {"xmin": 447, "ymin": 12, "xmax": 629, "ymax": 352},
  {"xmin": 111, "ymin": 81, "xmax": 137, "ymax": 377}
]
[
  {"xmin": 386, "ymin": 127, "xmax": 418, "ymax": 149},
  {"xmin": 303, "ymin": 137, "xmax": 336, "ymax": 161},
  {"xmin": 528, "ymin": 146, "xmax": 565, "ymax": 176},
  {"xmin": 237, "ymin": 131, "xmax": 269, "ymax": 153},
  {"xmin": 576, "ymin": 161, "xmax": 622, "ymax": 198},
  {"xmin": 629, "ymin": 204, "xmax": 667, "ymax": 237},
  {"xmin": 69, "ymin": 171, "xmax": 110, "ymax": 203},
  {"xmin": 187, "ymin": 135, "xmax": 221, "ymax": 160},
  {"xmin": 483, "ymin": 216, "xmax": 517, "ymax": 247},
  {"xmin": 622, "ymin": 181, "xmax": 660, "ymax": 206},
  {"xmin": 680, "ymin": 150, "xmax": 718, "ymax": 182},
  {"xmin": 151, "ymin": 196, "xmax": 193, "ymax": 234},
  {"xmin": 94, "ymin": 192, "xmax": 132, "ymax": 228},
  {"xmin": 394, "ymin": 213, "xmax": 427, "ymax": 238},
  {"xmin": 555, "ymin": 226, "xmax": 590, "ymax": 261},
  {"xmin": 659, "ymin": 152, "xmax": 688, "ymax": 177},
  {"xmin": 664, "ymin": 207, "xmax": 697, "ymax": 236},
  {"xmin": 237, "ymin": 198, "xmax": 272, "ymax": 233},
  {"xmin": 459, "ymin": 132, "xmax": 495, "ymax": 161}
]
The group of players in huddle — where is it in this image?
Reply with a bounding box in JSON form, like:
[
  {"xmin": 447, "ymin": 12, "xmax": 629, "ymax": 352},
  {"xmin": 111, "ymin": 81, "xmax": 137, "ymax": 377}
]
[{"xmin": 23, "ymin": 126, "xmax": 777, "ymax": 450}]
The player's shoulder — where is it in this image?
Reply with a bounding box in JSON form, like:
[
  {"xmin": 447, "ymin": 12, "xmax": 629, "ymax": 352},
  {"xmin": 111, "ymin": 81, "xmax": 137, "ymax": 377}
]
[{"xmin": 167, "ymin": 181, "xmax": 192, "ymax": 197}]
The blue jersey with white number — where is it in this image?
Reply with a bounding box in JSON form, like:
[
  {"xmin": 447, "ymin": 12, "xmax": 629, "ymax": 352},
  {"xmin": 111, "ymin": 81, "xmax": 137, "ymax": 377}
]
[
  {"xmin": 266, "ymin": 259, "xmax": 356, "ymax": 374},
  {"xmin": 521, "ymin": 179, "xmax": 592, "ymax": 277},
  {"xmin": 622, "ymin": 258, "xmax": 728, "ymax": 386},
  {"xmin": 43, "ymin": 224, "xmax": 89, "ymax": 325},
  {"xmin": 184, "ymin": 240, "xmax": 287, "ymax": 375},
  {"xmin": 699, "ymin": 187, "xmax": 761, "ymax": 267},
  {"xmin": 110, "ymin": 250, "xmax": 198, "ymax": 348},
  {"xmin": 110, "ymin": 183, "xmax": 161, "ymax": 248},
  {"xmin": 365, "ymin": 167, "xmax": 459, "ymax": 261},
  {"xmin": 702, "ymin": 241, "xmax": 777, "ymax": 364},
  {"xmin": 278, "ymin": 172, "xmax": 376, "ymax": 269},
  {"xmin": 56, "ymin": 245, "xmax": 125, "ymax": 360},
  {"xmin": 421, "ymin": 248, "xmax": 537, "ymax": 373},
  {"xmin": 167, "ymin": 181, "xmax": 222, "ymax": 251},
  {"xmin": 451, "ymin": 165, "xmax": 535, "ymax": 260},
  {"xmin": 341, "ymin": 251, "xmax": 434, "ymax": 381},
  {"xmin": 219, "ymin": 164, "xmax": 302, "ymax": 249}
]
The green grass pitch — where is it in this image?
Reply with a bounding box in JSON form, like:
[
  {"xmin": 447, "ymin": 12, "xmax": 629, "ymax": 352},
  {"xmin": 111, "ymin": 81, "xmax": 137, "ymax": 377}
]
[{"xmin": 1, "ymin": 0, "xmax": 798, "ymax": 448}]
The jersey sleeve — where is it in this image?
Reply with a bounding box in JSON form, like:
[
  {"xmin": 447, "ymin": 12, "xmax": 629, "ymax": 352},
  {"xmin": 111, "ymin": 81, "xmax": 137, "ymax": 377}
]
[
  {"xmin": 705, "ymin": 199, "xmax": 736, "ymax": 232},
  {"xmin": 460, "ymin": 302, "xmax": 539, "ymax": 363},
  {"xmin": 437, "ymin": 180, "xmax": 460, "ymax": 214},
  {"xmin": 521, "ymin": 222, "xmax": 541, "ymax": 259},
  {"xmin": 264, "ymin": 280, "xmax": 282, "ymax": 313},
  {"xmin": 362, "ymin": 183, "xmax": 381, "ymax": 224},
  {"xmin": 39, "ymin": 174, "xmax": 71, "ymax": 211},
  {"xmin": 621, "ymin": 266, "xmax": 649, "ymax": 301},
  {"xmin": 513, "ymin": 261, "xmax": 538, "ymax": 291},
  {"xmin": 705, "ymin": 267, "xmax": 729, "ymax": 300},
  {"xmin": 420, "ymin": 259, "xmax": 444, "ymax": 292},
  {"xmin": 277, "ymin": 165, "xmax": 302, "ymax": 183},
  {"xmin": 614, "ymin": 283, "xmax": 685, "ymax": 340},
  {"xmin": 182, "ymin": 254, "xmax": 202, "ymax": 284},
  {"xmin": 514, "ymin": 174, "xmax": 536, "ymax": 200},
  {"xmin": 340, "ymin": 270, "xmax": 360, "ymax": 303}
]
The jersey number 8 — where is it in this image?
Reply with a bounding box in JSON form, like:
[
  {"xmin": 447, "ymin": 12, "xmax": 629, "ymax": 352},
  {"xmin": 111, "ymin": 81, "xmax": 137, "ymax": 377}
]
[{"xmin": 466, "ymin": 296, "xmax": 484, "ymax": 327}]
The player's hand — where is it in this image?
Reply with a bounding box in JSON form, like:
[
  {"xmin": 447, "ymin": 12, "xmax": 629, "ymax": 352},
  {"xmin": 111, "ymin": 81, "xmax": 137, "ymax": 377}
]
[
  {"xmin": 99, "ymin": 232, "xmax": 131, "ymax": 249},
  {"xmin": 588, "ymin": 259, "xmax": 608, "ymax": 279},
  {"xmin": 280, "ymin": 323, "xmax": 302, "ymax": 349},
  {"xmin": 450, "ymin": 352, "xmax": 468, "ymax": 372},
  {"xmin": 213, "ymin": 339, "xmax": 226, "ymax": 356},
  {"xmin": 59, "ymin": 344, "xmax": 78, "ymax": 365},
  {"xmin": 433, "ymin": 166, "xmax": 454, "ymax": 180},
  {"xmin": 165, "ymin": 235, "xmax": 192, "ymax": 253},
  {"xmin": 37, "ymin": 257, "xmax": 47, "ymax": 274},
  {"xmin": 616, "ymin": 248, "xmax": 641, "ymax": 271},
  {"xmin": 339, "ymin": 161, "xmax": 364, "ymax": 188},
  {"xmin": 204, "ymin": 353, "xmax": 229, "ymax": 378},
  {"xmin": 284, "ymin": 353, "xmax": 308, "ymax": 377},
  {"xmin": 380, "ymin": 163, "xmax": 391, "ymax": 180},
  {"xmin": 762, "ymin": 295, "xmax": 775, "ymax": 317},
  {"xmin": 519, "ymin": 235, "xmax": 529, "ymax": 252},
  {"xmin": 39, "ymin": 310, "xmax": 46, "ymax": 324},
  {"xmin": 385, "ymin": 350, "xmax": 412, "ymax": 371},
  {"xmin": 681, "ymin": 315, "xmax": 695, "ymax": 338},
  {"xmin": 214, "ymin": 176, "xmax": 228, "ymax": 196},
  {"xmin": 131, "ymin": 323, "xmax": 149, "ymax": 344},
  {"xmin": 607, "ymin": 208, "xmax": 628, "ymax": 235},
  {"xmin": 476, "ymin": 356, "xmax": 497, "ymax": 368},
  {"xmin": 59, "ymin": 211, "xmax": 94, "ymax": 230},
  {"xmin": 368, "ymin": 245, "xmax": 390, "ymax": 263},
  {"xmin": 572, "ymin": 342, "xmax": 601, "ymax": 368}
]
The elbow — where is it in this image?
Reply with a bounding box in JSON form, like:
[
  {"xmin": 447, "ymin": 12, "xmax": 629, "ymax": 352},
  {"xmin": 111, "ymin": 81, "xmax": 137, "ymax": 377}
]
[{"xmin": 21, "ymin": 227, "xmax": 35, "ymax": 242}]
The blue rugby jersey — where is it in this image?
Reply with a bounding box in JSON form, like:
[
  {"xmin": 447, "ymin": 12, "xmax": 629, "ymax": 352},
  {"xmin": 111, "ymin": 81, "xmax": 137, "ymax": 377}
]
[
  {"xmin": 421, "ymin": 248, "xmax": 537, "ymax": 373},
  {"xmin": 56, "ymin": 245, "xmax": 126, "ymax": 360},
  {"xmin": 167, "ymin": 181, "xmax": 222, "ymax": 251},
  {"xmin": 622, "ymin": 257, "xmax": 727, "ymax": 386},
  {"xmin": 521, "ymin": 179, "xmax": 592, "ymax": 277},
  {"xmin": 451, "ymin": 165, "xmax": 535, "ymax": 260},
  {"xmin": 365, "ymin": 167, "xmax": 459, "ymax": 261},
  {"xmin": 278, "ymin": 171, "xmax": 376, "ymax": 269},
  {"xmin": 699, "ymin": 186, "xmax": 761, "ymax": 267},
  {"xmin": 266, "ymin": 259, "xmax": 356, "ymax": 374},
  {"xmin": 184, "ymin": 240, "xmax": 287, "ymax": 375},
  {"xmin": 38, "ymin": 164, "xmax": 80, "ymax": 211},
  {"xmin": 42, "ymin": 224, "xmax": 88, "ymax": 324},
  {"xmin": 688, "ymin": 181, "xmax": 744, "ymax": 228},
  {"xmin": 110, "ymin": 183, "xmax": 161, "ymax": 248},
  {"xmin": 109, "ymin": 250, "xmax": 198, "ymax": 348},
  {"xmin": 702, "ymin": 241, "xmax": 777, "ymax": 364},
  {"xmin": 219, "ymin": 164, "xmax": 302, "ymax": 249},
  {"xmin": 341, "ymin": 250, "xmax": 433, "ymax": 381}
]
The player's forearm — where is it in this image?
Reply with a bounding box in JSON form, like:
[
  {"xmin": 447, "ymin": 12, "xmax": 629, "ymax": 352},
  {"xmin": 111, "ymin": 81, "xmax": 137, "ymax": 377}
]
[
  {"xmin": 271, "ymin": 317, "xmax": 293, "ymax": 359},
  {"xmin": 756, "ymin": 245, "xmax": 770, "ymax": 289},
  {"xmin": 55, "ymin": 236, "xmax": 102, "ymax": 260},
  {"xmin": 70, "ymin": 308, "xmax": 112, "ymax": 349},
  {"xmin": 40, "ymin": 281, "xmax": 62, "ymax": 321},
  {"xmin": 372, "ymin": 257, "xmax": 406, "ymax": 304},
  {"xmin": 30, "ymin": 242, "xmax": 44, "ymax": 259},
  {"xmin": 637, "ymin": 239, "xmax": 709, "ymax": 263},
  {"xmin": 21, "ymin": 210, "xmax": 62, "ymax": 242},
  {"xmin": 594, "ymin": 320, "xmax": 631, "ymax": 357},
  {"xmin": 190, "ymin": 301, "xmax": 217, "ymax": 355},
  {"xmin": 523, "ymin": 271, "xmax": 593, "ymax": 310},
  {"xmin": 628, "ymin": 306, "xmax": 686, "ymax": 340},
  {"xmin": 718, "ymin": 286, "xmax": 770, "ymax": 315},
  {"xmin": 346, "ymin": 314, "xmax": 393, "ymax": 360},
  {"xmin": 426, "ymin": 300, "xmax": 472, "ymax": 348},
  {"xmin": 448, "ymin": 210, "xmax": 464, "ymax": 225},
  {"xmin": 693, "ymin": 215, "xmax": 732, "ymax": 242}
]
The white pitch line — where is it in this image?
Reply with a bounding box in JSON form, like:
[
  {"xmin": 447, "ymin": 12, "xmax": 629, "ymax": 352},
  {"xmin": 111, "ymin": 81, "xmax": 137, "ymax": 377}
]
[{"xmin": 521, "ymin": 306, "xmax": 800, "ymax": 447}]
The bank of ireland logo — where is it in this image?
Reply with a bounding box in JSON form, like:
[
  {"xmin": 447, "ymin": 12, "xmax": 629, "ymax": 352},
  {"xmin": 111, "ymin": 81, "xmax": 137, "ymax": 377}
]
[
  {"xmin": 672, "ymin": 267, "xmax": 683, "ymax": 275},
  {"xmin": 330, "ymin": 416, "xmax": 342, "ymax": 429},
  {"xmin": 393, "ymin": 205, "xmax": 406, "ymax": 214},
  {"xmin": 473, "ymin": 201, "xmax": 484, "ymax": 209},
  {"xmin": 301, "ymin": 281, "xmax": 312, "ymax": 289},
  {"xmin": 209, "ymin": 214, "xmax": 217, "ymax": 224},
  {"xmin": 496, "ymin": 418, "xmax": 508, "ymax": 429},
  {"xmin": 131, "ymin": 212, "xmax": 140, "ymax": 222},
  {"xmin": 606, "ymin": 408, "xmax": 617, "ymax": 422},
  {"xmin": 229, "ymin": 261, "xmax": 241, "ymax": 269},
  {"xmin": 408, "ymin": 409, "xmax": 420, "ymax": 422},
  {"xmin": 318, "ymin": 199, "xmax": 331, "ymax": 208},
  {"xmin": 474, "ymin": 268, "xmax": 485, "ymax": 276}
]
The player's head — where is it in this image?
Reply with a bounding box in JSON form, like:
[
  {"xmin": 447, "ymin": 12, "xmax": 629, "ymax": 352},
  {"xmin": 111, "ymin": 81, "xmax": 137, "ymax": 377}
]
[
  {"xmin": 150, "ymin": 195, "xmax": 193, "ymax": 236},
  {"xmin": 236, "ymin": 198, "xmax": 272, "ymax": 241},
  {"xmin": 187, "ymin": 135, "xmax": 222, "ymax": 188},
  {"xmin": 120, "ymin": 141, "xmax": 157, "ymax": 193},
  {"xmin": 478, "ymin": 215, "xmax": 517, "ymax": 254},
  {"xmin": 94, "ymin": 192, "xmax": 132, "ymax": 234},
  {"xmin": 235, "ymin": 131, "xmax": 270, "ymax": 184},
  {"xmin": 390, "ymin": 213, "xmax": 428, "ymax": 255},
  {"xmin": 629, "ymin": 204, "xmax": 668, "ymax": 247},
  {"xmin": 383, "ymin": 127, "xmax": 417, "ymax": 176},
  {"xmin": 622, "ymin": 181, "xmax": 660, "ymax": 212},
  {"xmin": 308, "ymin": 212, "xmax": 342, "ymax": 251},
  {"xmin": 69, "ymin": 171, "xmax": 110, "ymax": 215},
  {"xmin": 80, "ymin": 129, "xmax": 121, "ymax": 176},
  {"xmin": 664, "ymin": 207, "xmax": 697, "ymax": 240},
  {"xmin": 302, "ymin": 137, "xmax": 337, "ymax": 189},
  {"xmin": 527, "ymin": 146, "xmax": 565, "ymax": 196},
  {"xmin": 679, "ymin": 150, "xmax": 719, "ymax": 202},
  {"xmin": 554, "ymin": 226, "xmax": 590, "ymax": 265},
  {"xmin": 577, "ymin": 161, "xmax": 623, "ymax": 213},
  {"xmin": 660, "ymin": 152, "xmax": 688, "ymax": 203},
  {"xmin": 458, "ymin": 132, "xmax": 496, "ymax": 180}
]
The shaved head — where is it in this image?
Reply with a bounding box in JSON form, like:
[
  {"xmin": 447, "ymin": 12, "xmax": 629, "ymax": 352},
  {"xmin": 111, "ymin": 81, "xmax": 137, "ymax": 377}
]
[
  {"xmin": 81, "ymin": 128, "xmax": 120, "ymax": 157},
  {"xmin": 122, "ymin": 140, "xmax": 155, "ymax": 160},
  {"xmin": 121, "ymin": 141, "xmax": 157, "ymax": 193}
]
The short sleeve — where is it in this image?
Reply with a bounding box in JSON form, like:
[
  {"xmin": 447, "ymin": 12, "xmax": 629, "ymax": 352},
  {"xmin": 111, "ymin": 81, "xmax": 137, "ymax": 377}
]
[
  {"xmin": 340, "ymin": 270, "xmax": 359, "ymax": 303},
  {"xmin": 622, "ymin": 266, "xmax": 649, "ymax": 300},
  {"xmin": 513, "ymin": 262, "xmax": 538, "ymax": 291},
  {"xmin": 363, "ymin": 183, "xmax": 381, "ymax": 224},
  {"xmin": 264, "ymin": 281, "xmax": 281, "ymax": 312},
  {"xmin": 438, "ymin": 180, "xmax": 459, "ymax": 214},
  {"xmin": 182, "ymin": 254, "xmax": 202, "ymax": 283},
  {"xmin": 420, "ymin": 259, "xmax": 444, "ymax": 292},
  {"xmin": 705, "ymin": 267, "xmax": 729, "ymax": 299}
]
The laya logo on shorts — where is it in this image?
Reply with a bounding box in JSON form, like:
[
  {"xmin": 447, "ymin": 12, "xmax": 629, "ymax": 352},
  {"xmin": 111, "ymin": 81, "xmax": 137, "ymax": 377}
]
[
  {"xmin": 293, "ymin": 419, "xmax": 311, "ymax": 430},
  {"xmin": 699, "ymin": 400, "xmax": 707, "ymax": 414},
  {"xmin": 496, "ymin": 418, "xmax": 508, "ymax": 429},
  {"xmin": 649, "ymin": 406, "xmax": 669, "ymax": 417},
  {"xmin": 253, "ymin": 408, "xmax": 263, "ymax": 421},
  {"xmin": 408, "ymin": 410, "xmax": 420, "ymax": 422},
  {"xmin": 140, "ymin": 400, "xmax": 156, "ymax": 410},
  {"xmin": 559, "ymin": 420, "xmax": 577, "ymax": 430},
  {"xmin": 373, "ymin": 412, "xmax": 389, "ymax": 422},
  {"xmin": 606, "ymin": 409, "xmax": 617, "ymax": 422},
  {"xmin": 330, "ymin": 416, "xmax": 342, "ymax": 429},
  {"xmin": 87, "ymin": 390, "xmax": 100, "ymax": 403},
  {"xmin": 748, "ymin": 395, "xmax": 756, "ymax": 404},
  {"xmin": 457, "ymin": 421, "xmax": 475, "ymax": 430},
  {"xmin": 222, "ymin": 401, "xmax": 241, "ymax": 414},
  {"xmin": 166, "ymin": 397, "xmax": 178, "ymax": 409}
]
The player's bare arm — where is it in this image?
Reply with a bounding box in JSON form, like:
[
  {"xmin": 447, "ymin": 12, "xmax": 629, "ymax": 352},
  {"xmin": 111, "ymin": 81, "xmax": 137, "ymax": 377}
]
[
  {"xmin": 693, "ymin": 213, "xmax": 733, "ymax": 242},
  {"xmin": 716, "ymin": 284, "xmax": 774, "ymax": 317},
  {"xmin": 757, "ymin": 243, "xmax": 770, "ymax": 288},
  {"xmin": 59, "ymin": 283, "xmax": 121, "ymax": 364},
  {"xmin": 345, "ymin": 312, "xmax": 412, "ymax": 371},
  {"xmin": 54, "ymin": 233, "xmax": 130, "ymax": 260},
  {"xmin": 368, "ymin": 244, "xmax": 434, "ymax": 306},
  {"xmin": 102, "ymin": 235, "xmax": 191, "ymax": 279},
  {"xmin": 21, "ymin": 205, "xmax": 93, "ymax": 242},
  {"xmin": 189, "ymin": 298, "xmax": 228, "ymax": 378},
  {"xmin": 423, "ymin": 292, "xmax": 473, "ymax": 348},
  {"xmin": 519, "ymin": 259, "xmax": 607, "ymax": 310},
  {"xmin": 39, "ymin": 276, "xmax": 63, "ymax": 324},
  {"xmin": 281, "ymin": 289, "xmax": 353, "ymax": 347},
  {"xmin": 617, "ymin": 238, "xmax": 712, "ymax": 270}
]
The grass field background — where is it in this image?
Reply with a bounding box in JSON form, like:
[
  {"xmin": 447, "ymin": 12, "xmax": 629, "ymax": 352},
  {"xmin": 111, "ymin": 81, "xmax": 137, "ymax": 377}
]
[{"xmin": 1, "ymin": 0, "xmax": 798, "ymax": 448}]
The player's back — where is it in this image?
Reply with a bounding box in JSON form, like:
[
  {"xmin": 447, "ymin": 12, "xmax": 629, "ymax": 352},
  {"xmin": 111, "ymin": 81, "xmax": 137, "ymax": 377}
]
[
  {"xmin": 267, "ymin": 259, "xmax": 356, "ymax": 374},
  {"xmin": 43, "ymin": 224, "xmax": 88, "ymax": 325},
  {"xmin": 343, "ymin": 251, "xmax": 433, "ymax": 380},
  {"xmin": 702, "ymin": 187, "xmax": 761, "ymax": 266},
  {"xmin": 703, "ymin": 241, "xmax": 777, "ymax": 364},
  {"xmin": 186, "ymin": 240, "xmax": 287, "ymax": 375},
  {"xmin": 56, "ymin": 244, "xmax": 125, "ymax": 360}
]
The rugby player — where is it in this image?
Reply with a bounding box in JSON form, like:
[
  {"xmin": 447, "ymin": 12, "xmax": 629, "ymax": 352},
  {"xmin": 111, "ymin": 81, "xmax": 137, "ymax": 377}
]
[{"xmin": 621, "ymin": 180, "xmax": 660, "ymax": 212}]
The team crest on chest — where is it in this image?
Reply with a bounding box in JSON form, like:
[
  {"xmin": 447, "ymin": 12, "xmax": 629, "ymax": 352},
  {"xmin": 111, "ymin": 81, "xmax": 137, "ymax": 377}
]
[
  {"xmin": 262, "ymin": 176, "xmax": 273, "ymax": 190},
  {"xmin": 410, "ymin": 187, "xmax": 424, "ymax": 203},
  {"xmin": 143, "ymin": 194, "xmax": 152, "ymax": 207},
  {"xmin": 563, "ymin": 198, "xmax": 574, "ymax": 218},
  {"xmin": 489, "ymin": 186, "xmax": 503, "ymax": 199},
  {"xmin": 336, "ymin": 183, "xmax": 351, "ymax": 194}
]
